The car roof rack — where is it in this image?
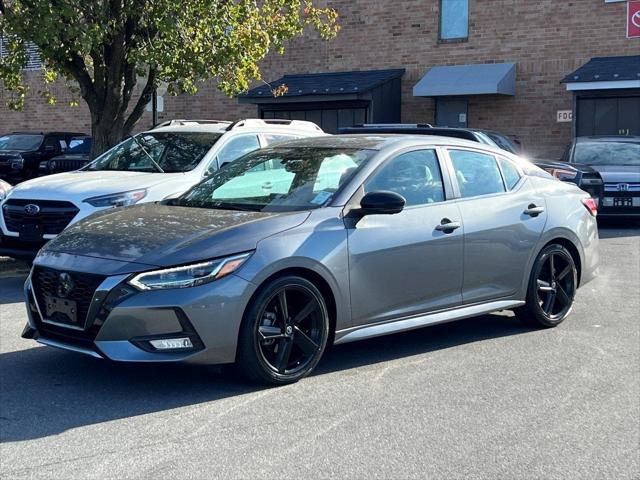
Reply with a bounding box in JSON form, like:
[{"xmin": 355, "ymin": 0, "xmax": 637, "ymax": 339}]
[
  {"xmin": 354, "ymin": 123, "xmax": 434, "ymax": 129},
  {"xmin": 225, "ymin": 119, "xmax": 323, "ymax": 132},
  {"xmin": 153, "ymin": 119, "xmax": 233, "ymax": 129}
]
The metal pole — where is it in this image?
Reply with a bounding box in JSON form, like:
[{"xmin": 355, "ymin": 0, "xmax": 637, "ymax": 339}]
[{"xmin": 152, "ymin": 88, "xmax": 158, "ymax": 127}]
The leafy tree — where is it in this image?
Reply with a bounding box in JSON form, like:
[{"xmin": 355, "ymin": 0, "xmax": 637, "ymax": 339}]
[{"xmin": 0, "ymin": 0, "xmax": 339, "ymax": 157}]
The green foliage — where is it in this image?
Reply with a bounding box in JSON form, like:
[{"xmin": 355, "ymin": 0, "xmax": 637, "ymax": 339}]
[{"xmin": 0, "ymin": 0, "xmax": 339, "ymax": 146}]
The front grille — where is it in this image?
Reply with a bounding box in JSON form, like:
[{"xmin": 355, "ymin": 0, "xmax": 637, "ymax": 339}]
[
  {"xmin": 2, "ymin": 199, "xmax": 79, "ymax": 235},
  {"xmin": 31, "ymin": 266, "xmax": 105, "ymax": 333},
  {"xmin": 52, "ymin": 158, "xmax": 87, "ymax": 172},
  {"xmin": 604, "ymin": 182, "xmax": 640, "ymax": 193}
]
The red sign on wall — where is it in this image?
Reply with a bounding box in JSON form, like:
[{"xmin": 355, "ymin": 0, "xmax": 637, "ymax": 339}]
[{"xmin": 629, "ymin": 0, "xmax": 640, "ymax": 38}]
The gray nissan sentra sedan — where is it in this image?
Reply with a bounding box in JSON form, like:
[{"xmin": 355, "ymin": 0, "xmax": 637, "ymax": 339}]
[{"xmin": 22, "ymin": 135, "xmax": 599, "ymax": 384}]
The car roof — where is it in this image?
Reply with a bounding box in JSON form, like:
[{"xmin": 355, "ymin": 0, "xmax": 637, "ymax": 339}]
[
  {"xmin": 7, "ymin": 131, "xmax": 86, "ymax": 136},
  {"xmin": 149, "ymin": 118, "xmax": 323, "ymax": 135},
  {"xmin": 268, "ymin": 133, "xmax": 501, "ymax": 152},
  {"xmin": 575, "ymin": 136, "xmax": 640, "ymax": 143}
]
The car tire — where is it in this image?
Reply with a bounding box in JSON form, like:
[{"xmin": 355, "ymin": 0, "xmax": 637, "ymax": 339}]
[
  {"xmin": 236, "ymin": 275, "xmax": 330, "ymax": 385},
  {"xmin": 515, "ymin": 244, "xmax": 578, "ymax": 328}
]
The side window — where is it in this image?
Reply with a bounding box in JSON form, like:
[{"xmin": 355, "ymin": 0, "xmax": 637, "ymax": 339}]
[
  {"xmin": 42, "ymin": 136, "xmax": 60, "ymax": 153},
  {"xmin": 449, "ymin": 150, "xmax": 506, "ymax": 198},
  {"xmin": 365, "ymin": 150, "xmax": 445, "ymax": 207},
  {"xmin": 498, "ymin": 157, "xmax": 521, "ymax": 190},
  {"xmin": 217, "ymin": 135, "xmax": 260, "ymax": 167},
  {"xmin": 263, "ymin": 134, "xmax": 296, "ymax": 146}
]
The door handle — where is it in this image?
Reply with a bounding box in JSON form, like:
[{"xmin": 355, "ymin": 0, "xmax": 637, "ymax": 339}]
[
  {"xmin": 524, "ymin": 204, "xmax": 545, "ymax": 217},
  {"xmin": 435, "ymin": 218, "xmax": 461, "ymax": 233}
]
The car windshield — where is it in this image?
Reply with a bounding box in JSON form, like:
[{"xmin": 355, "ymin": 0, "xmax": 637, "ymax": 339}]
[
  {"xmin": 84, "ymin": 132, "xmax": 221, "ymax": 173},
  {"xmin": 485, "ymin": 132, "xmax": 518, "ymax": 154},
  {"xmin": 573, "ymin": 141, "xmax": 640, "ymax": 166},
  {"xmin": 176, "ymin": 146, "xmax": 374, "ymax": 212},
  {"xmin": 67, "ymin": 137, "xmax": 92, "ymax": 154},
  {"xmin": 0, "ymin": 134, "xmax": 44, "ymax": 151}
]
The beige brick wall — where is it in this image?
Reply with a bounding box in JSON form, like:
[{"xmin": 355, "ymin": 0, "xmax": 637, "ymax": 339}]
[{"xmin": 1, "ymin": 0, "xmax": 637, "ymax": 158}]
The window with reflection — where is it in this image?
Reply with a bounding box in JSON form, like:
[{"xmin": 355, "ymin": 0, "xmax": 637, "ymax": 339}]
[
  {"xmin": 365, "ymin": 150, "xmax": 445, "ymax": 207},
  {"xmin": 440, "ymin": 0, "xmax": 469, "ymax": 40}
]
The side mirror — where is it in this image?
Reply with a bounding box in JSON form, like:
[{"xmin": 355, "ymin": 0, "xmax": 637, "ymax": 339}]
[
  {"xmin": 43, "ymin": 145, "xmax": 56, "ymax": 153},
  {"xmin": 359, "ymin": 191, "xmax": 406, "ymax": 216}
]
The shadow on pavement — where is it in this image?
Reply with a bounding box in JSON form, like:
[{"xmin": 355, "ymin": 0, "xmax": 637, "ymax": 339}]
[
  {"xmin": 597, "ymin": 218, "xmax": 640, "ymax": 238},
  {"xmin": 0, "ymin": 276, "xmax": 27, "ymax": 305},
  {"xmin": 0, "ymin": 312, "xmax": 533, "ymax": 443}
]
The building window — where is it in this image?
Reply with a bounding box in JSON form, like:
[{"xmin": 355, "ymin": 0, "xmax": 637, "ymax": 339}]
[
  {"xmin": 0, "ymin": 36, "xmax": 42, "ymax": 70},
  {"xmin": 439, "ymin": 0, "xmax": 469, "ymax": 41}
]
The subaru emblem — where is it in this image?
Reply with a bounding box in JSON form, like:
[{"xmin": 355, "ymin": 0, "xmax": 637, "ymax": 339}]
[
  {"xmin": 57, "ymin": 272, "xmax": 75, "ymax": 298},
  {"xmin": 24, "ymin": 204, "xmax": 41, "ymax": 215}
]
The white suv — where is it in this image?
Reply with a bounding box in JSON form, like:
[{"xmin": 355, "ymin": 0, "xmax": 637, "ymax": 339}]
[{"xmin": 0, "ymin": 119, "xmax": 324, "ymax": 259}]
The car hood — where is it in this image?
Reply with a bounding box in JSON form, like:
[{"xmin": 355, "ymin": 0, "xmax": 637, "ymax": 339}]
[
  {"xmin": 585, "ymin": 164, "xmax": 640, "ymax": 184},
  {"xmin": 0, "ymin": 150, "xmax": 33, "ymax": 157},
  {"xmin": 7, "ymin": 170, "xmax": 187, "ymax": 200},
  {"xmin": 42, "ymin": 204, "xmax": 310, "ymax": 266},
  {"xmin": 49, "ymin": 153, "xmax": 90, "ymax": 161}
]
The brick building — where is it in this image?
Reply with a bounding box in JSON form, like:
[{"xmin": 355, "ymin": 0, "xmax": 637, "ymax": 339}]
[{"xmin": 1, "ymin": 0, "xmax": 638, "ymax": 159}]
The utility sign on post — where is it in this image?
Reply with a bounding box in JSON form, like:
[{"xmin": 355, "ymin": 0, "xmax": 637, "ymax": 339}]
[
  {"xmin": 557, "ymin": 110, "xmax": 573, "ymax": 123},
  {"xmin": 629, "ymin": 0, "xmax": 640, "ymax": 39}
]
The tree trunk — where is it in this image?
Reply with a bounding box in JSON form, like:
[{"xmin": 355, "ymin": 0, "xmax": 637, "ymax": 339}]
[
  {"xmin": 88, "ymin": 69, "xmax": 157, "ymax": 159},
  {"xmin": 90, "ymin": 120, "xmax": 126, "ymax": 160}
]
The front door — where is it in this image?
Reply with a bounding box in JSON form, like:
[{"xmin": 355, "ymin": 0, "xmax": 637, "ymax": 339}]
[
  {"xmin": 436, "ymin": 98, "xmax": 468, "ymax": 128},
  {"xmin": 346, "ymin": 149, "xmax": 464, "ymax": 327},
  {"xmin": 446, "ymin": 149, "xmax": 547, "ymax": 304}
]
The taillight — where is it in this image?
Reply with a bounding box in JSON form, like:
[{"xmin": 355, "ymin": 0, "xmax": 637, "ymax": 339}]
[
  {"xmin": 546, "ymin": 168, "xmax": 578, "ymax": 182},
  {"xmin": 581, "ymin": 198, "xmax": 598, "ymax": 217}
]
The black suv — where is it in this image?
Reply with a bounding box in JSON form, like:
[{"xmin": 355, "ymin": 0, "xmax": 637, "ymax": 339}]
[
  {"xmin": 38, "ymin": 136, "xmax": 92, "ymax": 175},
  {"xmin": 0, "ymin": 132, "xmax": 86, "ymax": 182},
  {"xmin": 339, "ymin": 124, "xmax": 602, "ymax": 198}
]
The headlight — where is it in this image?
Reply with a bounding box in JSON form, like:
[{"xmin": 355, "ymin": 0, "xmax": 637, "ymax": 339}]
[
  {"xmin": 83, "ymin": 189, "xmax": 147, "ymax": 207},
  {"xmin": 0, "ymin": 186, "xmax": 12, "ymax": 201},
  {"xmin": 128, "ymin": 253, "xmax": 252, "ymax": 290},
  {"xmin": 546, "ymin": 168, "xmax": 578, "ymax": 182}
]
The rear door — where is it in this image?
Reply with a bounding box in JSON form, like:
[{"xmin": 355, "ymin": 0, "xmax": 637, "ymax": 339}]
[
  {"xmin": 445, "ymin": 148, "xmax": 546, "ymax": 304},
  {"xmin": 346, "ymin": 148, "xmax": 464, "ymax": 326}
]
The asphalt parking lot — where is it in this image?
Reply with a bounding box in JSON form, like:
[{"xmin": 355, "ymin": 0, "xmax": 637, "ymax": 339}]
[{"xmin": 0, "ymin": 221, "xmax": 638, "ymax": 480}]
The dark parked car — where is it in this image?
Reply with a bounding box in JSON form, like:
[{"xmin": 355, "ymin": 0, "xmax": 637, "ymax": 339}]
[
  {"xmin": 339, "ymin": 124, "xmax": 603, "ymax": 198},
  {"xmin": 0, "ymin": 131, "xmax": 86, "ymax": 182},
  {"xmin": 39, "ymin": 136, "xmax": 92, "ymax": 174},
  {"xmin": 560, "ymin": 136, "xmax": 640, "ymax": 217}
]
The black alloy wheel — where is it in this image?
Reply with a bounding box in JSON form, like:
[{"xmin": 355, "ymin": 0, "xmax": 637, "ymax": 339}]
[
  {"xmin": 237, "ymin": 276, "xmax": 329, "ymax": 384},
  {"xmin": 516, "ymin": 244, "xmax": 577, "ymax": 328}
]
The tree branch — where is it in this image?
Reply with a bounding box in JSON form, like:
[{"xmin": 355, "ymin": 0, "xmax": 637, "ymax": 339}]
[{"xmin": 123, "ymin": 68, "xmax": 156, "ymax": 134}]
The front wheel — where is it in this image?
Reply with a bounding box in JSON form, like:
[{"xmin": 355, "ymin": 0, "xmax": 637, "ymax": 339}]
[
  {"xmin": 236, "ymin": 276, "xmax": 330, "ymax": 385},
  {"xmin": 515, "ymin": 244, "xmax": 577, "ymax": 328}
]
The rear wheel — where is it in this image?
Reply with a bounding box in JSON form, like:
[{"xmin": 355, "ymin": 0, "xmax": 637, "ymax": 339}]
[
  {"xmin": 515, "ymin": 244, "xmax": 577, "ymax": 328},
  {"xmin": 237, "ymin": 276, "xmax": 329, "ymax": 385}
]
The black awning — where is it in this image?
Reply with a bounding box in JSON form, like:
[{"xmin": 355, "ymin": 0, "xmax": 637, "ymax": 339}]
[
  {"xmin": 561, "ymin": 55, "xmax": 640, "ymax": 83},
  {"xmin": 239, "ymin": 69, "xmax": 405, "ymax": 103}
]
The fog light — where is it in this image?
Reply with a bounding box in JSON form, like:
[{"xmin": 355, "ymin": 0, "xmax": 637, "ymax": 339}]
[{"xmin": 149, "ymin": 337, "xmax": 194, "ymax": 350}]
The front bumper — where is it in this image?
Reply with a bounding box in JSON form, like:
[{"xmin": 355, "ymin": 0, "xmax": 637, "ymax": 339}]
[
  {"xmin": 0, "ymin": 234, "xmax": 45, "ymax": 260},
  {"xmin": 23, "ymin": 268, "xmax": 256, "ymax": 365}
]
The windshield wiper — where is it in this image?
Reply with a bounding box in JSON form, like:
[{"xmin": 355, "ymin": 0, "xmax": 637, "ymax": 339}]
[
  {"xmin": 210, "ymin": 202, "xmax": 261, "ymax": 212},
  {"xmin": 128, "ymin": 135, "xmax": 164, "ymax": 173}
]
